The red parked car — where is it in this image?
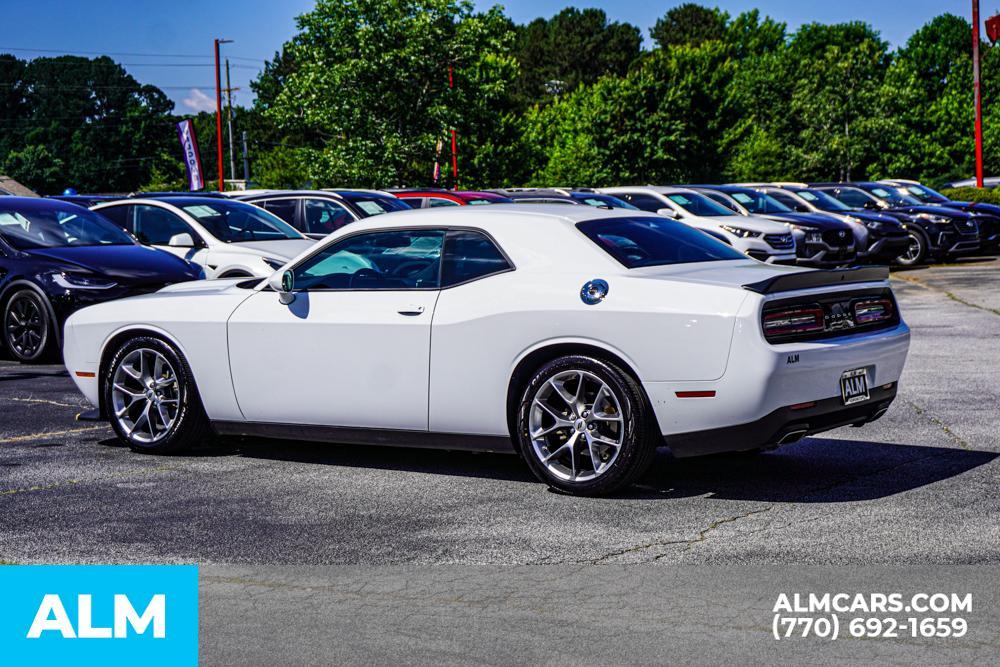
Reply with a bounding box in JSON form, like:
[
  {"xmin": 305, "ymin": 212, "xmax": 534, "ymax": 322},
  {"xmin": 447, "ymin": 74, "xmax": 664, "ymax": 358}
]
[{"xmin": 389, "ymin": 189, "xmax": 513, "ymax": 208}]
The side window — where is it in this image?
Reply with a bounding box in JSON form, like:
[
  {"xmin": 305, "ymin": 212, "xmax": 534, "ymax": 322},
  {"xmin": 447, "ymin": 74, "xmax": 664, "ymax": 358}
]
[
  {"xmin": 133, "ymin": 205, "xmax": 198, "ymax": 245},
  {"xmin": 428, "ymin": 197, "xmax": 460, "ymax": 207},
  {"xmin": 94, "ymin": 204, "xmax": 132, "ymax": 231},
  {"xmin": 768, "ymin": 191, "xmax": 805, "ymax": 211},
  {"xmin": 832, "ymin": 189, "xmax": 868, "ymax": 208},
  {"xmin": 704, "ymin": 192, "xmax": 739, "ymax": 212},
  {"xmin": 441, "ymin": 230, "xmax": 512, "ymax": 287},
  {"xmin": 292, "ymin": 229, "xmax": 445, "ymax": 290},
  {"xmin": 618, "ymin": 193, "xmax": 663, "ymax": 212},
  {"xmin": 259, "ymin": 199, "xmax": 298, "ymax": 227},
  {"xmin": 303, "ymin": 199, "xmax": 355, "ymax": 235}
]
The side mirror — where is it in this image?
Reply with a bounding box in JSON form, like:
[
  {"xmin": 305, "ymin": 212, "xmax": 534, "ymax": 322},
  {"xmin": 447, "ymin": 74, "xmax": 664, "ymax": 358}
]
[
  {"xmin": 167, "ymin": 232, "xmax": 195, "ymax": 248},
  {"xmin": 656, "ymin": 207, "xmax": 680, "ymax": 219},
  {"xmin": 269, "ymin": 269, "xmax": 296, "ymax": 305}
]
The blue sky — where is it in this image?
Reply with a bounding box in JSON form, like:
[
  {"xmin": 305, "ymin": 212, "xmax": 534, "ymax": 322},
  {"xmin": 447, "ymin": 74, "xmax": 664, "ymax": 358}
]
[{"xmin": 0, "ymin": 1, "xmax": 980, "ymax": 112}]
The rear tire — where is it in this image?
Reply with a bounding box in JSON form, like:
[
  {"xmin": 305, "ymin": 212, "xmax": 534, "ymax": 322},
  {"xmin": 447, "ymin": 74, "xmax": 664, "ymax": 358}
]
[
  {"xmin": 3, "ymin": 289, "xmax": 53, "ymax": 363},
  {"xmin": 103, "ymin": 336, "xmax": 212, "ymax": 454},
  {"xmin": 516, "ymin": 355, "xmax": 658, "ymax": 496}
]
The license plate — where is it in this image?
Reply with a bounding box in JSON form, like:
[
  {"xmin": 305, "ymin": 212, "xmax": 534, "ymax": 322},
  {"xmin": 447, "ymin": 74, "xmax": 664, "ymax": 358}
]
[{"xmin": 840, "ymin": 368, "xmax": 870, "ymax": 405}]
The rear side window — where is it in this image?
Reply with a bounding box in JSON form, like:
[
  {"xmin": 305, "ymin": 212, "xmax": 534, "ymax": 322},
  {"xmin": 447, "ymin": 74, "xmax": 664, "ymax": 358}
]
[
  {"xmin": 259, "ymin": 199, "xmax": 298, "ymax": 226},
  {"xmin": 577, "ymin": 216, "xmax": 746, "ymax": 268},
  {"xmin": 95, "ymin": 204, "xmax": 132, "ymax": 229},
  {"xmin": 441, "ymin": 230, "xmax": 512, "ymax": 286},
  {"xmin": 616, "ymin": 192, "xmax": 664, "ymax": 212}
]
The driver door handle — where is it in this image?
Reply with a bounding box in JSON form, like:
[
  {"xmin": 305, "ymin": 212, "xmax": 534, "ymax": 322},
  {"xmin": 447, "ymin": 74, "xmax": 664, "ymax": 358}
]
[{"xmin": 397, "ymin": 305, "xmax": 425, "ymax": 316}]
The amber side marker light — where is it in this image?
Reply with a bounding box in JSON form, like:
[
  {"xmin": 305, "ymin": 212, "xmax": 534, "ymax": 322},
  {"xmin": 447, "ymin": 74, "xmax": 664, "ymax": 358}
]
[
  {"xmin": 675, "ymin": 391, "xmax": 716, "ymax": 398},
  {"xmin": 75, "ymin": 371, "xmax": 96, "ymax": 378}
]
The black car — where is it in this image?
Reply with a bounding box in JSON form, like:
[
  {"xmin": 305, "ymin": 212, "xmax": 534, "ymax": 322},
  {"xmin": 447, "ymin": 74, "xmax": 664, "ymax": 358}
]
[
  {"xmin": 877, "ymin": 179, "xmax": 1000, "ymax": 251},
  {"xmin": 236, "ymin": 189, "xmax": 411, "ymax": 239},
  {"xmin": 721, "ymin": 184, "xmax": 859, "ymax": 267},
  {"xmin": 0, "ymin": 198, "xmax": 201, "ymax": 362},
  {"xmin": 811, "ymin": 182, "xmax": 981, "ymax": 265}
]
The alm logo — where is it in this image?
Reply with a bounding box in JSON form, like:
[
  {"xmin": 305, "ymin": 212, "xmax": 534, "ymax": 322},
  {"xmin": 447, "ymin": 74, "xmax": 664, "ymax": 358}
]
[
  {"xmin": 27, "ymin": 593, "xmax": 166, "ymax": 639},
  {"xmin": 0, "ymin": 565, "xmax": 197, "ymax": 666}
]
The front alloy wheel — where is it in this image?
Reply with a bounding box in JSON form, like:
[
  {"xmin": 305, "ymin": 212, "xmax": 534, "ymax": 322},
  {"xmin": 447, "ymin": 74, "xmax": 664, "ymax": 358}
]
[
  {"xmin": 104, "ymin": 336, "xmax": 212, "ymax": 453},
  {"xmin": 3, "ymin": 290, "xmax": 51, "ymax": 362},
  {"xmin": 518, "ymin": 355, "xmax": 658, "ymax": 496},
  {"xmin": 895, "ymin": 229, "xmax": 927, "ymax": 266},
  {"xmin": 111, "ymin": 348, "xmax": 181, "ymax": 444}
]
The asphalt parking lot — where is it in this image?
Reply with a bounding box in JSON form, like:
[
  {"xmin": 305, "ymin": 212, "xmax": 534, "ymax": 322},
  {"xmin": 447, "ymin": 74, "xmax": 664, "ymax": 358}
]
[
  {"xmin": 2, "ymin": 259, "xmax": 998, "ymax": 568},
  {"xmin": 4, "ymin": 260, "xmax": 999, "ymax": 663}
]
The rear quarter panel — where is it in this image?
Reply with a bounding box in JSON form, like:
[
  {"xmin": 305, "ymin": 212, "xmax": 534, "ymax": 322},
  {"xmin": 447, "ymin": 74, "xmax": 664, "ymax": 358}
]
[{"xmin": 428, "ymin": 268, "xmax": 747, "ymax": 436}]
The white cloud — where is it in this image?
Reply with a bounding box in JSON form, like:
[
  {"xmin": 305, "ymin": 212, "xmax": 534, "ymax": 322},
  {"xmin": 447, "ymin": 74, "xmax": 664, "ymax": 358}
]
[{"xmin": 182, "ymin": 88, "xmax": 216, "ymax": 113}]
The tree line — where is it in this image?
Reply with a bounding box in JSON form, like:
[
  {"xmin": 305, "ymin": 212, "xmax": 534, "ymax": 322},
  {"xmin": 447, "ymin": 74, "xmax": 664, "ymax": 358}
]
[{"xmin": 0, "ymin": 2, "xmax": 995, "ymax": 194}]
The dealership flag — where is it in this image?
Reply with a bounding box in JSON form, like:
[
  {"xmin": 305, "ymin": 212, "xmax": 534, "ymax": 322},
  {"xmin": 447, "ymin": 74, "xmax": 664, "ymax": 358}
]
[{"xmin": 175, "ymin": 119, "xmax": 205, "ymax": 191}]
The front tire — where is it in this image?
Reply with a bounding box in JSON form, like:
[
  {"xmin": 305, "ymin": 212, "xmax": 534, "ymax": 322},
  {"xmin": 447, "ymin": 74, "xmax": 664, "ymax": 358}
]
[
  {"xmin": 517, "ymin": 355, "xmax": 658, "ymax": 496},
  {"xmin": 3, "ymin": 289, "xmax": 52, "ymax": 363},
  {"xmin": 103, "ymin": 336, "xmax": 212, "ymax": 453},
  {"xmin": 895, "ymin": 228, "xmax": 928, "ymax": 266}
]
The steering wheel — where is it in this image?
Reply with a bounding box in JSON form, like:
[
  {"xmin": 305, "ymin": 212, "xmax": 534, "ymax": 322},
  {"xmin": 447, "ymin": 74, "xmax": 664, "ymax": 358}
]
[
  {"xmin": 391, "ymin": 260, "xmax": 432, "ymax": 279},
  {"xmin": 350, "ymin": 268, "xmax": 383, "ymax": 287}
]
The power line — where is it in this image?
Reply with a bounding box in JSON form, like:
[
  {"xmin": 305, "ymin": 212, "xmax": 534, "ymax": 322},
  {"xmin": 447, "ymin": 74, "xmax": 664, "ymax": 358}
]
[
  {"xmin": 0, "ymin": 46, "xmax": 265, "ymax": 62},
  {"xmin": 16, "ymin": 60, "xmax": 260, "ymax": 69}
]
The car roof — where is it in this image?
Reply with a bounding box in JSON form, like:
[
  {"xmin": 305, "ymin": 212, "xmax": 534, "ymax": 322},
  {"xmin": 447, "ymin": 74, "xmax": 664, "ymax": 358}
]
[
  {"xmin": 0, "ymin": 196, "xmax": 91, "ymax": 213},
  {"xmin": 95, "ymin": 196, "xmax": 243, "ymax": 208},
  {"xmin": 323, "ymin": 202, "xmax": 660, "ymax": 231}
]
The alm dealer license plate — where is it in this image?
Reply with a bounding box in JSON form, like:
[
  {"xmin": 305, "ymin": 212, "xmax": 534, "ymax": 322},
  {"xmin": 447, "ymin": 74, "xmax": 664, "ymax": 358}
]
[{"xmin": 840, "ymin": 368, "xmax": 870, "ymax": 405}]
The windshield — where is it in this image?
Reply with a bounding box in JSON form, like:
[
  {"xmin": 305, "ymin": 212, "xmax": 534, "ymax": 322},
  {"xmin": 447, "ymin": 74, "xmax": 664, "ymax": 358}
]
[
  {"xmin": 0, "ymin": 203, "xmax": 135, "ymax": 250},
  {"xmin": 902, "ymin": 184, "xmax": 949, "ymax": 203},
  {"xmin": 578, "ymin": 216, "xmax": 746, "ymax": 268},
  {"xmin": 797, "ymin": 189, "xmax": 852, "ymax": 211},
  {"xmin": 665, "ymin": 192, "xmax": 737, "ymax": 217},
  {"xmin": 344, "ymin": 196, "xmax": 411, "ymax": 216},
  {"xmin": 868, "ymin": 186, "xmax": 922, "ymax": 206},
  {"xmin": 728, "ymin": 190, "xmax": 793, "ymax": 214},
  {"xmin": 181, "ymin": 201, "xmax": 304, "ymax": 242}
]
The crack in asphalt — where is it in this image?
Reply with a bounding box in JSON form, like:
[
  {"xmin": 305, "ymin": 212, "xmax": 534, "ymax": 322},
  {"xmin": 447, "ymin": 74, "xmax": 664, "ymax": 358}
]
[
  {"xmin": 904, "ymin": 400, "xmax": 973, "ymax": 451},
  {"xmin": 892, "ymin": 273, "xmax": 1000, "ymax": 317},
  {"xmin": 582, "ymin": 507, "xmax": 774, "ymax": 564}
]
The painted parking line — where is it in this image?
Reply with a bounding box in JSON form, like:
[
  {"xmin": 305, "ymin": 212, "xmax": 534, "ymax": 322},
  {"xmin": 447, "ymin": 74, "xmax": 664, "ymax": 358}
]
[{"xmin": 0, "ymin": 425, "xmax": 109, "ymax": 445}]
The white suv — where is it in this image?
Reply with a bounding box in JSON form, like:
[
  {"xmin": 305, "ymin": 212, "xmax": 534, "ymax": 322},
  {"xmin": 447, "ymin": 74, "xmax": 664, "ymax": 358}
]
[
  {"xmin": 93, "ymin": 196, "xmax": 316, "ymax": 278},
  {"xmin": 598, "ymin": 186, "xmax": 796, "ymax": 263}
]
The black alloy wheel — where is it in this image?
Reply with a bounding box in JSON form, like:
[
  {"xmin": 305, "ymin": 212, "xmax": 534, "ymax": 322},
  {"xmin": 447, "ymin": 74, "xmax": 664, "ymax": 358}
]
[{"xmin": 3, "ymin": 290, "xmax": 51, "ymax": 363}]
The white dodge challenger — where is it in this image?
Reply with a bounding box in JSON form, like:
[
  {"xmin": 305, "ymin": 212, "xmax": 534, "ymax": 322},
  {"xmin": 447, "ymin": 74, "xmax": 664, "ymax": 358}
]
[{"xmin": 64, "ymin": 205, "xmax": 910, "ymax": 496}]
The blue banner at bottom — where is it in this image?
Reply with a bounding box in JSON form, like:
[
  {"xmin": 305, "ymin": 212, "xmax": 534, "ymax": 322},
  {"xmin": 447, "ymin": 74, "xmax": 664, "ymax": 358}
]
[{"xmin": 0, "ymin": 565, "xmax": 198, "ymax": 665}]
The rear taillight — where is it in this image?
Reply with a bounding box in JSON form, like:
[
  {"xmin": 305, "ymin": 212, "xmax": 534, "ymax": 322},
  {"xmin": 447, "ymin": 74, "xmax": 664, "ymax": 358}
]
[
  {"xmin": 853, "ymin": 298, "xmax": 893, "ymax": 325},
  {"xmin": 762, "ymin": 306, "xmax": 824, "ymax": 340}
]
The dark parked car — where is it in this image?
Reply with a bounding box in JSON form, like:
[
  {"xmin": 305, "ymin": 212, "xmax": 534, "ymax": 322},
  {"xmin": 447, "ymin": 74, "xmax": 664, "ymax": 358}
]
[
  {"xmin": 722, "ymin": 184, "xmax": 859, "ymax": 266},
  {"xmin": 389, "ymin": 189, "xmax": 513, "ymax": 207},
  {"xmin": 811, "ymin": 182, "xmax": 981, "ymax": 265},
  {"xmin": 236, "ymin": 189, "xmax": 411, "ymax": 239},
  {"xmin": 0, "ymin": 198, "xmax": 201, "ymax": 362},
  {"xmin": 877, "ymin": 179, "xmax": 1000, "ymax": 251}
]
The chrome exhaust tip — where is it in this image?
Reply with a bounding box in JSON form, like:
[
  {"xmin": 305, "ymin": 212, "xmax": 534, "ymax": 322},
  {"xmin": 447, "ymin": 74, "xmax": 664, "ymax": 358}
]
[{"xmin": 777, "ymin": 428, "xmax": 808, "ymax": 445}]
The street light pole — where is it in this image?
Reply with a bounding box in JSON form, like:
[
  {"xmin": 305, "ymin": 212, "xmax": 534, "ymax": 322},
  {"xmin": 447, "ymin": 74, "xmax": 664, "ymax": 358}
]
[
  {"xmin": 973, "ymin": 0, "xmax": 984, "ymax": 188},
  {"xmin": 213, "ymin": 38, "xmax": 233, "ymax": 192}
]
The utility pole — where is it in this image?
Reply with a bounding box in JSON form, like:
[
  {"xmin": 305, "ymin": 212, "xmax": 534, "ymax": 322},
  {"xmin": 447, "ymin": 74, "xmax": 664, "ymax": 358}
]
[
  {"xmin": 973, "ymin": 0, "xmax": 984, "ymax": 188},
  {"xmin": 213, "ymin": 38, "xmax": 233, "ymax": 192},
  {"xmin": 241, "ymin": 131, "xmax": 250, "ymax": 183},
  {"xmin": 225, "ymin": 58, "xmax": 238, "ymax": 182}
]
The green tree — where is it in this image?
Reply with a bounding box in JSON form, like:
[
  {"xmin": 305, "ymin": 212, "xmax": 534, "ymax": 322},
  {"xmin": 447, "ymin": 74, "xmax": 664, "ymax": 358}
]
[
  {"xmin": 512, "ymin": 7, "xmax": 641, "ymax": 107},
  {"xmin": 651, "ymin": 3, "xmax": 728, "ymax": 49},
  {"xmin": 2, "ymin": 145, "xmax": 64, "ymax": 194},
  {"xmin": 262, "ymin": 0, "xmax": 517, "ymax": 188}
]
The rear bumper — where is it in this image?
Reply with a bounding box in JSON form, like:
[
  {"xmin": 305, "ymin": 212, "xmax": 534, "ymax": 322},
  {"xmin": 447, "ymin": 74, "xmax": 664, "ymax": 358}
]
[{"xmin": 665, "ymin": 384, "xmax": 897, "ymax": 457}]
